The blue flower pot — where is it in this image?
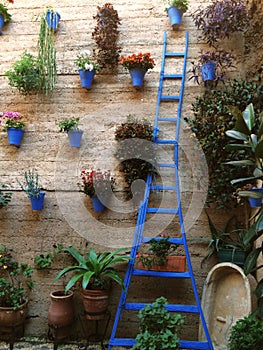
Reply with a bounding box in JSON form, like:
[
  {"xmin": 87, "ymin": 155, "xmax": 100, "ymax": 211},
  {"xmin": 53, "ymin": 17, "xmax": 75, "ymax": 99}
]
[
  {"xmin": 78, "ymin": 69, "xmax": 95, "ymax": 89},
  {"xmin": 0, "ymin": 14, "xmax": 4, "ymax": 35},
  {"xmin": 30, "ymin": 192, "xmax": 45, "ymax": 211},
  {"xmin": 128, "ymin": 68, "xmax": 147, "ymax": 88},
  {"xmin": 7, "ymin": 128, "xmax": 25, "ymax": 147},
  {"xmin": 201, "ymin": 61, "xmax": 216, "ymax": 82},
  {"xmin": 248, "ymin": 188, "xmax": 263, "ymax": 208},
  {"xmin": 45, "ymin": 10, "xmax": 61, "ymax": 30},
  {"xmin": 91, "ymin": 195, "xmax": 105, "ymax": 212},
  {"xmin": 167, "ymin": 6, "xmax": 184, "ymax": 30},
  {"xmin": 67, "ymin": 130, "xmax": 83, "ymax": 147}
]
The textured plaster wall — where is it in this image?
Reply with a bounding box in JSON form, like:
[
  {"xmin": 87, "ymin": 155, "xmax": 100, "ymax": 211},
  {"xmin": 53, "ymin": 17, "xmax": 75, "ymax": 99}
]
[{"xmin": 0, "ymin": 0, "xmax": 261, "ymax": 342}]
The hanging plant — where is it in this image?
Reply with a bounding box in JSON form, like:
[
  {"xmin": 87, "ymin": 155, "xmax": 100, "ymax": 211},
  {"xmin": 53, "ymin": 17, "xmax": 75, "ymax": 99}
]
[{"xmin": 92, "ymin": 3, "xmax": 122, "ymax": 70}]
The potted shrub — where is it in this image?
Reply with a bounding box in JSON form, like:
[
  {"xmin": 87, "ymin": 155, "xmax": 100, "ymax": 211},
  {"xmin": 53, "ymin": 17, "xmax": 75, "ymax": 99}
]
[
  {"xmin": 0, "ymin": 0, "xmax": 13, "ymax": 34},
  {"xmin": 136, "ymin": 233, "xmax": 186, "ymax": 272},
  {"xmin": 17, "ymin": 169, "xmax": 45, "ymax": 210},
  {"xmin": 114, "ymin": 115, "xmax": 157, "ymax": 203},
  {"xmin": 55, "ymin": 246, "xmax": 129, "ymax": 320},
  {"xmin": 132, "ymin": 296, "xmax": 184, "ymax": 350},
  {"xmin": 0, "ymin": 111, "xmax": 25, "ymax": 147},
  {"xmin": 228, "ymin": 314, "xmax": 263, "ymax": 350},
  {"xmin": 79, "ymin": 169, "xmax": 116, "ymax": 212},
  {"xmin": 5, "ymin": 51, "xmax": 41, "ymax": 95},
  {"xmin": 58, "ymin": 117, "xmax": 84, "ymax": 147},
  {"xmin": 190, "ymin": 0, "xmax": 250, "ymax": 46},
  {"xmin": 0, "ymin": 244, "xmax": 34, "ymax": 342},
  {"xmin": 164, "ymin": 0, "xmax": 189, "ymax": 30},
  {"xmin": 0, "ymin": 184, "xmax": 12, "ymax": 208},
  {"xmin": 188, "ymin": 49, "xmax": 236, "ymax": 88},
  {"xmin": 119, "ymin": 52, "xmax": 155, "ymax": 88},
  {"xmin": 92, "ymin": 3, "xmax": 122, "ymax": 70},
  {"xmin": 74, "ymin": 50, "xmax": 100, "ymax": 89}
]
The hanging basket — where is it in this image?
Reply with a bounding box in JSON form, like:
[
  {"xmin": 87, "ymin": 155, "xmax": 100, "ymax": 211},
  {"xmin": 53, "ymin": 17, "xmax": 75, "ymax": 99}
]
[
  {"xmin": 201, "ymin": 61, "xmax": 216, "ymax": 82},
  {"xmin": 29, "ymin": 192, "xmax": 45, "ymax": 210},
  {"xmin": 167, "ymin": 6, "xmax": 184, "ymax": 30},
  {"xmin": 6, "ymin": 128, "xmax": 25, "ymax": 147},
  {"xmin": 45, "ymin": 10, "xmax": 61, "ymax": 30},
  {"xmin": 67, "ymin": 130, "xmax": 83, "ymax": 147},
  {"xmin": 78, "ymin": 69, "xmax": 95, "ymax": 89},
  {"xmin": 128, "ymin": 68, "xmax": 147, "ymax": 88}
]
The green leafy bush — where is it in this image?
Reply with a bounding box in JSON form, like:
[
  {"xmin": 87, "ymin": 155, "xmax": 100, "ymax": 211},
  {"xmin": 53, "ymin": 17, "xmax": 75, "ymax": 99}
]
[{"xmin": 185, "ymin": 79, "xmax": 263, "ymax": 207}]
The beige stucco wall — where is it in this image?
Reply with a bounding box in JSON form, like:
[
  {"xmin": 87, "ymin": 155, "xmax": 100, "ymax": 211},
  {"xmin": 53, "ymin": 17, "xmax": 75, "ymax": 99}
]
[{"xmin": 0, "ymin": 0, "xmax": 262, "ymax": 342}]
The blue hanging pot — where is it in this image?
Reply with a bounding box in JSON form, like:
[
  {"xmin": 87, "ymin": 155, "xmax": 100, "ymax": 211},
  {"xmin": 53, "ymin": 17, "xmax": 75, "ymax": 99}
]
[
  {"xmin": 201, "ymin": 61, "xmax": 216, "ymax": 82},
  {"xmin": 129, "ymin": 68, "xmax": 147, "ymax": 88},
  {"xmin": 91, "ymin": 195, "xmax": 105, "ymax": 212},
  {"xmin": 45, "ymin": 10, "xmax": 61, "ymax": 30},
  {"xmin": 0, "ymin": 14, "xmax": 4, "ymax": 35},
  {"xmin": 167, "ymin": 6, "xmax": 183, "ymax": 30},
  {"xmin": 78, "ymin": 69, "xmax": 95, "ymax": 89},
  {"xmin": 7, "ymin": 128, "xmax": 25, "ymax": 147},
  {"xmin": 30, "ymin": 192, "xmax": 45, "ymax": 211},
  {"xmin": 248, "ymin": 188, "xmax": 263, "ymax": 208},
  {"xmin": 67, "ymin": 130, "xmax": 83, "ymax": 147}
]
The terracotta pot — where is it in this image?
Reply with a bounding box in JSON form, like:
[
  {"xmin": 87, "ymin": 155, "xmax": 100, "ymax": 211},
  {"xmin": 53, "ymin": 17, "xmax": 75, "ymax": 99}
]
[
  {"xmin": 81, "ymin": 288, "xmax": 110, "ymax": 320},
  {"xmin": 48, "ymin": 290, "xmax": 74, "ymax": 341},
  {"xmin": 136, "ymin": 255, "xmax": 186, "ymax": 272},
  {"xmin": 0, "ymin": 300, "xmax": 28, "ymax": 341}
]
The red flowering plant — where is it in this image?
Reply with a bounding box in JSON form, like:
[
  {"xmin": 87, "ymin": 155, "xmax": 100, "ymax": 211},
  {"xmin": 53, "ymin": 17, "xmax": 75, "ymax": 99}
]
[
  {"xmin": 119, "ymin": 52, "xmax": 155, "ymax": 71},
  {"xmin": 136, "ymin": 233, "xmax": 178, "ymax": 268},
  {"xmin": 0, "ymin": 111, "xmax": 25, "ymax": 131},
  {"xmin": 79, "ymin": 169, "xmax": 116, "ymax": 198},
  {"xmin": 0, "ymin": 0, "xmax": 14, "ymax": 23}
]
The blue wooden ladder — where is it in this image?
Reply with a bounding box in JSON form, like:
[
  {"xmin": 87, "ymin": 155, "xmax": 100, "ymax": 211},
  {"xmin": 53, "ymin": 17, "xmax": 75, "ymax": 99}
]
[{"xmin": 108, "ymin": 31, "xmax": 214, "ymax": 350}]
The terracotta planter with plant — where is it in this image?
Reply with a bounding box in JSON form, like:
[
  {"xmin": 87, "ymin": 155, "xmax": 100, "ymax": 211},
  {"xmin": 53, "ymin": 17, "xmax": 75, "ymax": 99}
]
[
  {"xmin": 55, "ymin": 246, "xmax": 129, "ymax": 320},
  {"xmin": 0, "ymin": 244, "xmax": 34, "ymax": 342},
  {"xmin": 0, "ymin": 111, "xmax": 25, "ymax": 147}
]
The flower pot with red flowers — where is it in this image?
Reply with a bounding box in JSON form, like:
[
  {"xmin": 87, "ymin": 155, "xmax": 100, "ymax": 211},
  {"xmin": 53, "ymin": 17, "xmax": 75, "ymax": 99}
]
[
  {"xmin": 119, "ymin": 52, "xmax": 155, "ymax": 88},
  {"xmin": 58, "ymin": 117, "xmax": 84, "ymax": 147},
  {"xmin": 136, "ymin": 233, "xmax": 186, "ymax": 272},
  {"xmin": 0, "ymin": 0, "xmax": 13, "ymax": 35},
  {"xmin": 79, "ymin": 169, "xmax": 115, "ymax": 212},
  {"xmin": 74, "ymin": 50, "xmax": 100, "ymax": 89},
  {"xmin": 0, "ymin": 111, "xmax": 25, "ymax": 147},
  {"xmin": 164, "ymin": 0, "xmax": 189, "ymax": 30},
  {"xmin": 55, "ymin": 246, "xmax": 129, "ymax": 320}
]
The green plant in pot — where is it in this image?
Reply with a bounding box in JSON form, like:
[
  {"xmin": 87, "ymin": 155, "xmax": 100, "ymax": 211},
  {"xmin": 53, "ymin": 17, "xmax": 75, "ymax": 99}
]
[
  {"xmin": 58, "ymin": 117, "xmax": 84, "ymax": 148},
  {"xmin": 0, "ymin": 244, "xmax": 34, "ymax": 341},
  {"xmin": 55, "ymin": 246, "xmax": 129, "ymax": 320},
  {"xmin": 0, "ymin": 0, "xmax": 14, "ymax": 34},
  {"xmin": 228, "ymin": 314, "xmax": 263, "ymax": 350},
  {"xmin": 163, "ymin": 0, "xmax": 189, "ymax": 30},
  {"xmin": 0, "ymin": 184, "xmax": 12, "ymax": 208},
  {"xmin": 74, "ymin": 50, "xmax": 100, "ymax": 89},
  {"xmin": 17, "ymin": 169, "xmax": 45, "ymax": 211},
  {"xmin": 132, "ymin": 296, "xmax": 184, "ymax": 350}
]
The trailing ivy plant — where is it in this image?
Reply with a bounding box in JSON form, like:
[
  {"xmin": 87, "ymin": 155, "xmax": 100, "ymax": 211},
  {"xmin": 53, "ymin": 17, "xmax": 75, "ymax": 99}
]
[
  {"xmin": 92, "ymin": 3, "xmax": 122, "ymax": 70},
  {"xmin": 190, "ymin": 0, "xmax": 250, "ymax": 47},
  {"xmin": 0, "ymin": 184, "xmax": 12, "ymax": 209},
  {"xmin": 185, "ymin": 79, "xmax": 263, "ymax": 207},
  {"xmin": 115, "ymin": 115, "xmax": 156, "ymax": 199}
]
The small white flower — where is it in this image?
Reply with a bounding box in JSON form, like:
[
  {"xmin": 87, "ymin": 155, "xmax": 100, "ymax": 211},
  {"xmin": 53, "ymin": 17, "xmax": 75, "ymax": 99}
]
[{"xmin": 84, "ymin": 63, "xmax": 94, "ymax": 71}]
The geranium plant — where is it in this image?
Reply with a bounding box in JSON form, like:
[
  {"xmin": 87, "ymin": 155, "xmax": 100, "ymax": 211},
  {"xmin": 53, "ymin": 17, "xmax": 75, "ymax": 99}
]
[
  {"xmin": 74, "ymin": 50, "xmax": 100, "ymax": 72},
  {"xmin": 136, "ymin": 233, "xmax": 178, "ymax": 268},
  {"xmin": 0, "ymin": 0, "xmax": 14, "ymax": 23},
  {"xmin": 188, "ymin": 49, "xmax": 236, "ymax": 87},
  {"xmin": 0, "ymin": 244, "xmax": 34, "ymax": 310},
  {"xmin": 119, "ymin": 52, "xmax": 155, "ymax": 71},
  {"xmin": 0, "ymin": 111, "xmax": 25, "ymax": 131},
  {"xmin": 191, "ymin": 0, "xmax": 249, "ymax": 46},
  {"xmin": 79, "ymin": 169, "xmax": 115, "ymax": 198}
]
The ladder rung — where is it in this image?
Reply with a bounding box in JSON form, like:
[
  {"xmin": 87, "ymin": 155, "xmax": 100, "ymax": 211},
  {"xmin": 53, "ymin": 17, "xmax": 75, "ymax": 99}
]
[
  {"xmin": 109, "ymin": 338, "xmax": 135, "ymax": 347},
  {"xmin": 142, "ymin": 237, "xmax": 184, "ymax": 245},
  {"xmin": 165, "ymin": 52, "xmax": 185, "ymax": 57},
  {"xmin": 157, "ymin": 117, "xmax": 177, "ymax": 122},
  {"xmin": 163, "ymin": 74, "xmax": 183, "ymax": 79},
  {"xmin": 132, "ymin": 269, "xmax": 190, "ymax": 278},
  {"xmin": 124, "ymin": 303, "xmax": 198, "ymax": 313},
  {"xmin": 150, "ymin": 185, "xmax": 177, "ymax": 191},
  {"xmin": 156, "ymin": 139, "xmax": 177, "ymax": 144},
  {"xmin": 146, "ymin": 208, "xmax": 179, "ymax": 214},
  {"xmin": 160, "ymin": 95, "xmax": 180, "ymax": 101},
  {"xmin": 157, "ymin": 163, "xmax": 176, "ymax": 168},
  {"xmin": 180, "ymin": 340, "xmax": 211, "ymax": 349}
]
